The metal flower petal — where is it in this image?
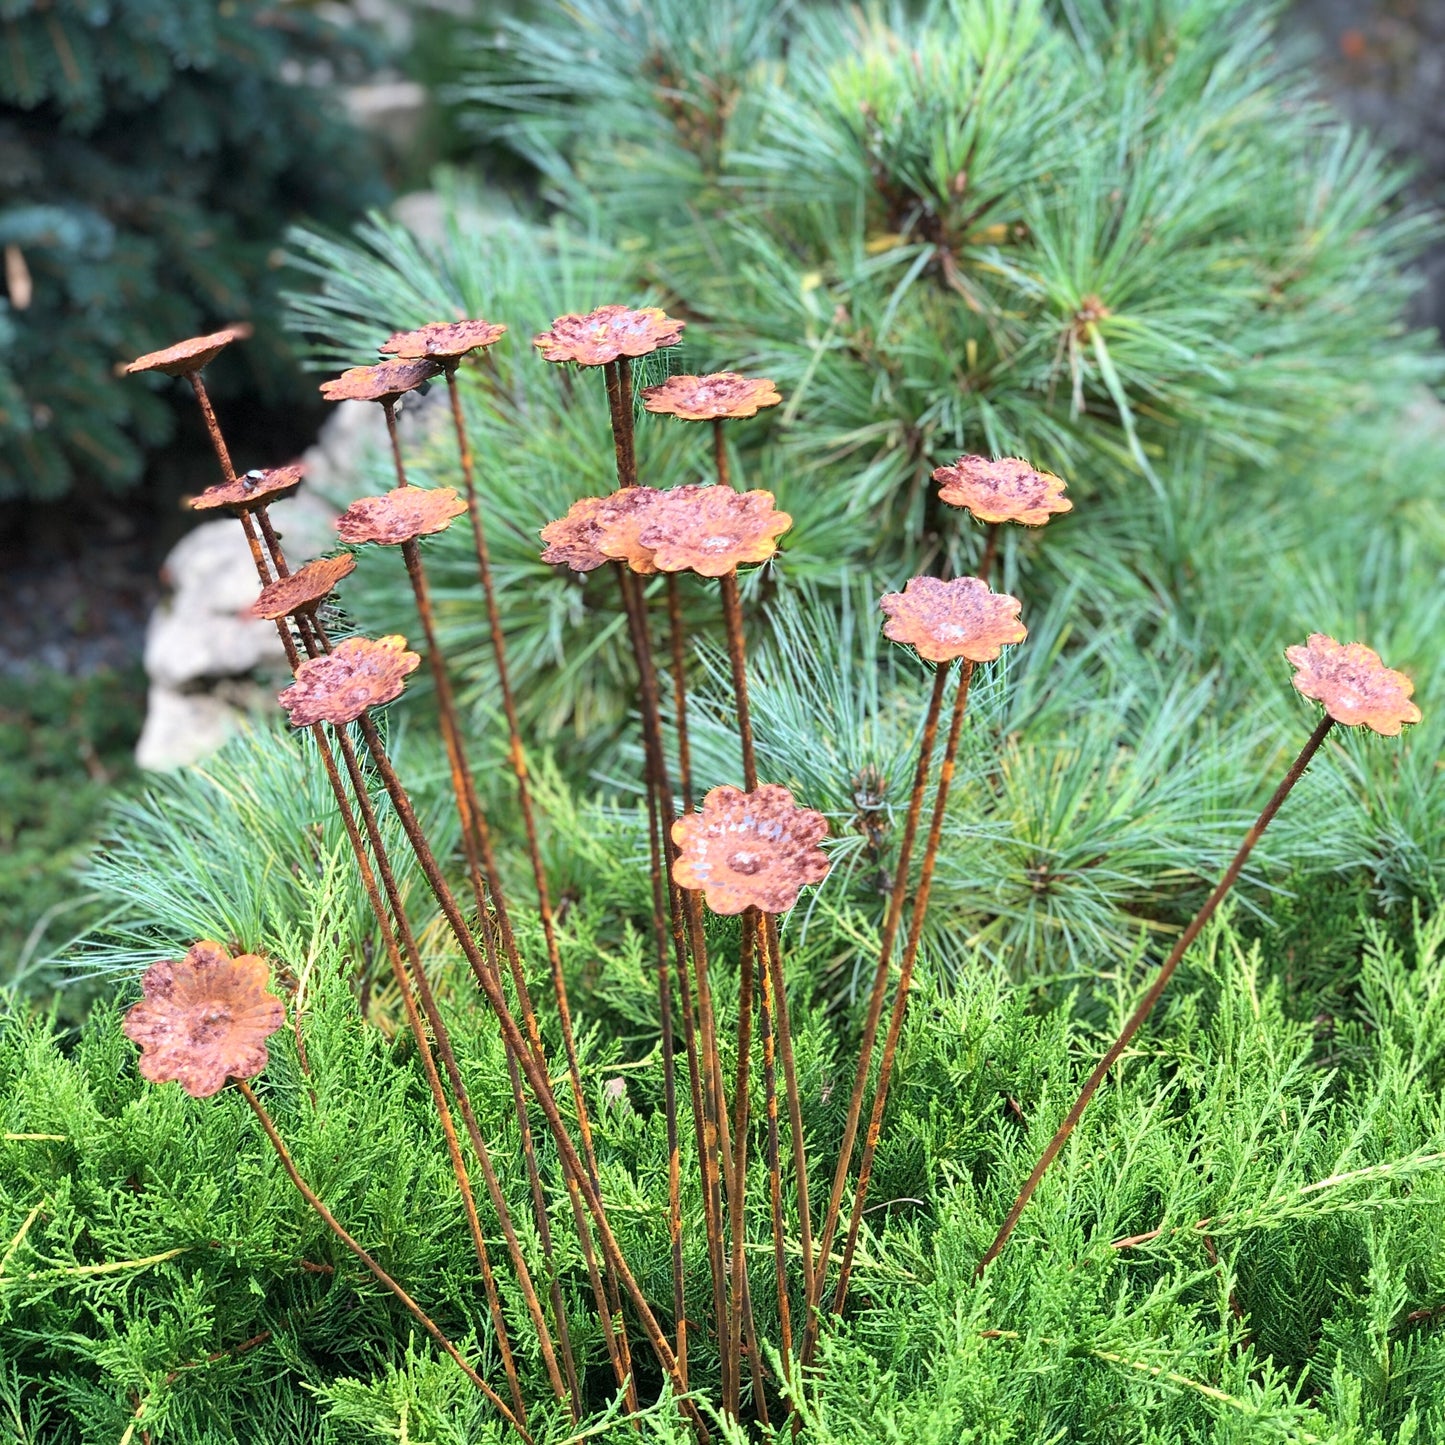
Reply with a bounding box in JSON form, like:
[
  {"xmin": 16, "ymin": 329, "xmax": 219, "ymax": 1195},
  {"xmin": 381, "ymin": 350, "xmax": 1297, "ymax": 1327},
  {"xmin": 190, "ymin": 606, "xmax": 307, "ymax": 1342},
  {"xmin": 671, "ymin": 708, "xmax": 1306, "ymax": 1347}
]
[
  {"xmin": 933, "ymin": 455, "xmax": 1072, "ymax": 527},
  {"xmin": 380, "ymin": 318, "xmax": 507, "ymax": 360},
  {"xmin": 125, "ymin": 325, "xmax": 253, "ymax": 377},
  {"xmin": 190, "ymin": 464, "xmax": 304, "ymax": 513},
  {"xmin": 638, "ymin": 486, "xmax": 791, "ymax": 577},
  {"xmin": 319, "ymin": 358, "xmax": 439, "ymax": 404},
  {"xmin": 1285, "ymin": 633, "xmax": 1422, "ymax": 736},
  {"xmin": 671, "ymin": 784, "xmax": 831, "ymax": 916},
  {"xmin": 641, "ymin": 372, "xmax": 782, "ymax": 421},
  {"xmin": 336, "ymin": 486, "xmax": 468, "ymax": 546},
  {"xmin": 879, "ymin": 575, "xmax": 1027, "ymax": 664},
  {"xmin": 277, "ymin": 635, "xmax": 420, "ymax": 727},
  {"xmin": 532, "ymin": 305, "xmax": 684, "ymax": 365},
  {"xmin": 252, "ymin": 553, "xmax": 356, "ymax": 621},
  {"xmin": 122, "ymin": 940, "xmax": 285, "ymax": 1098}
]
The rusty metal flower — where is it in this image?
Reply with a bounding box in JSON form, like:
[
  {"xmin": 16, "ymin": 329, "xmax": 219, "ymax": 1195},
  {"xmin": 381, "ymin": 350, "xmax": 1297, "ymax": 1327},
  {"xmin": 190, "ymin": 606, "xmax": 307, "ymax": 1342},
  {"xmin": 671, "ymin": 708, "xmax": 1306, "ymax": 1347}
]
[
  {"xmin": 1285, "ymin": 633, "xmax": 1422, "ymax": 735},
  {"xmin": 539, "ymin": 487, "xmax": 679, "ymax": 574},
  {"xmin": 933, "ymin": 455, "xmax": 1072, "ymax": 526},
  {"xmin": 539, "ymin": 495, "xmax": 612, "ymax": 572},
  {"xmin": 122, "ymin": 940, "xmax": 285, "ymax": 1098},
  {"xmin": 191, "ymin": 464, "xmax": 305, "ymax": 513},
  {"xmin": 880, "ymin": 575, "xmax": 1027, "ymax": 664},
  {"xmin": 125, "ymin": 325, "xmax": 253, "ymax": 377},
  {"xmin": 319, "ymin": 358, "xmax": 439, "ymax": 404},
  {"xmin": 671, "ymin": 784, "xmax": 831, "ymax": 915},
  {"xmin": 641, "ymin": 372, "xmax": 782, "ymax": 421},
  {"xmin": 278, "ymin": 635, "xmax": 420, "ymax": 727},
  {"xmin": 380, "ymin": 318, "xmax": 508, "ymax": 361},
  {"xmin": 252, "ymin": 554, "xmax": 357, "ymax": 621},
  {"xmin": 336, "ymin": 485, "xmax": 468, "ymax": 546},
  {"xmin": 638, "ymin": 486, "xmax": 791, "ymax": 577},
  {"xmin": 532, "ymin": 305, "xmax": 685, "ymax": 366}
]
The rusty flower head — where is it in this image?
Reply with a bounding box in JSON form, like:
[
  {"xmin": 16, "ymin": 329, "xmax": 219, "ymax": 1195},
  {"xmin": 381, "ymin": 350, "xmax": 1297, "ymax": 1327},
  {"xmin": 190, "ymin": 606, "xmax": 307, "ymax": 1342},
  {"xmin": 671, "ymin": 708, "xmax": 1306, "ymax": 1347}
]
[
  {"xmin": 319, "ymin": 358, "xmax": 439, "ymax": 404},
  {"xmin": 639, "ymin": 486, "xmax": 791, "ymax": 577},
  {"xmin": 252, "ymin": 553, "xmax": 356, "ymax": 621},
  {"xmin": 671, "ymin": 784, "xmax": 831, "ymax": 916},
  {"xmin": 125, "ymin": 325, "xmax": 253, "ymax": 377},
  {"xmin": 190, "ymin": 464, "xmax": 304, "ymax": 514},
  {"xmin": 641, "ymin": 372, "xmax": 782, "ymax": 421},
  {"xmin": 336, "ymin": 485, "xmax": 468, "ymax": 546},
  {"xmin": 277, "ymin": 635, "xmax": 420, "ymax": 727},
  {"xmin": 122, "ymin": 941, "xmax": 285, "ymax": 1098},
  {"xmin": 540, "ymin": 495, "xmax": 612, "ymax": 573},
  {"xmin": 933, "ymin": 455, "xmax": 1072, "ymax": 527},
  {"xmin": 533, "ymin": 305, "xmax": 684, "ymax": 366},
  {"xmin": 880, "ymin": 575, "xmax": 1027, "ymax": 664},
  {"xmin": 1285, "ymin": 633, "xmax": 1422, "ymax": 736},
  {"xmin": 380, "ymin": 318, "xmax": 508, "ymax": 362},
  {"xmin": 539, "ymin": 487, "xmax": 678, "ymax": 575}
]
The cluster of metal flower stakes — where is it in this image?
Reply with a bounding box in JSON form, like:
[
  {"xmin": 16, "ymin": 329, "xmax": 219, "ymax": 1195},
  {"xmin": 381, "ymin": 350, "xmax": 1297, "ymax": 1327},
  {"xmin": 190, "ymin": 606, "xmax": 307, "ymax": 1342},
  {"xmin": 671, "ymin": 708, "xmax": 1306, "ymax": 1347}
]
[{"xmin": 120, "ymin": 311, "xmax": 1422, "ymax": 1439}]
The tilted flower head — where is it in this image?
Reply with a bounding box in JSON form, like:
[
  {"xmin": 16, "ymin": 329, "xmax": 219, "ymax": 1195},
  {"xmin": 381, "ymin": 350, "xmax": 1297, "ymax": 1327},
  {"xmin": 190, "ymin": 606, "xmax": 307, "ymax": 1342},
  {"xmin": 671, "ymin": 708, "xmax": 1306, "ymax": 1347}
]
[
  {"xmin": 336, "ymin": 485, "xmax": 468, "ymax": 546},
  {"xmin": 1285, "ymin": 633, "xmax": 1422, "ymax": 736},
  {"xmin": 252, "ymin": 553, "xmax": 356, "ymax": 621},
  {"xmin": 641, "ymin": 372, "xmax": 782, "ymax": 421},
  {"xmin": 319, "ymin": 358, "xmax": 439, "ymax": 404},
  {"xmin": 533, "ymin": 305, "xmax": 684, "ymax": 366},
  {"xmin": 639, "ymin": 485, "xmax": 792, "ymax": 577},
  {"xmin": 380, "ymin": 318, "xmax": 508, "ymax": 361},
  {"xmin": 123, "ymin": 941, "xmax": 285, "ymax": 1098},
  {"xmin": 190, "ymin": 463, "xmax": 304, "ymax": 513},
  {"xmin": 671, "ymin": 784, "xmax": 831, "ymax": 916},
  {"xmin": 278, "ymin": 635, "xmax": 420, "ymax": 727},
  {"xmin": 933, "ymin": 455, "xmax": 1072, "ymax": 527},
  {"xmin": 125, "ymin": 325, "xmax": 253, "ymax": 377},
  {"xmin": 880, "ymin": 575, "xmax": 1027, "ymax": 664}
]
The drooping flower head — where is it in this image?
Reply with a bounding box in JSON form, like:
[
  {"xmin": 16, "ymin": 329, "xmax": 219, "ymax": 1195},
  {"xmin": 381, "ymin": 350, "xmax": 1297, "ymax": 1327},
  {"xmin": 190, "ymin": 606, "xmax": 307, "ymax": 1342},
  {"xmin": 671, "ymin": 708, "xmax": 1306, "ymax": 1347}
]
[
  {"xmin": 639, "ymin": 485, "xmax": 792, "ymax": 576},
  {"xmin": 278, "ymin": 635, "xmax": 420, "ymax": 727},
  {"xmin": 1285, "ymin": 633, "xmax": 1422, "ymax": 736},
  {"xmin": 933, "ymin": 455, "xmax": 1072, "ymax": 527},
  {"xmin": 880, "ymin": 575, "xmax": 1027, "ymax": 664},
  {"xmin": 252, "ymin": 554, "xmax": 356, "ymax": 621},
  {"xmin": 672, "ymin": 784, "xmax": 831, "ymax": 915},
  {"xmin": 641, "ymin": 372, "xmax": 782, "ymax": 421},
  {"xmin": 319, "ymin": 358, "xmax": 439, "ymax": 404},
  {"xmin": 125, "ymin": 325, "xmax": 253, "ymax": 377},
  {"xmin": 123, "ymin": 941, "xmax": 285, "ymax": 1098},
  {"xmin": 533, "ymin": 305, "xmax": 684, "ymax": 366},
  {"xmin": 380, "ymin": 319, "xmax": 508, "ymax": 362},
  {"xmin": 190, "ymin": 463, "xmax": 305, "ymax": 514},
  {"xmin": 336, "ymin": 485, "xmax": 468, "ymax": 546}
]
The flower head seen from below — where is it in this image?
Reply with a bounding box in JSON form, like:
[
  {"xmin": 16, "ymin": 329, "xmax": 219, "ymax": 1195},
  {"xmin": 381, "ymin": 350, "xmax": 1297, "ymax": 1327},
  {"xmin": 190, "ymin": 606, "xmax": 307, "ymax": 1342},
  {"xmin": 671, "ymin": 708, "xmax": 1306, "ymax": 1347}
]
[
  {"xmin": 252, "ymin": 553, "xmax": 356, "ymax": 621},
  {"xmin": 672, "ymin": 784, "xmax": 831, "ymax": 916},
  {"xmin": 880, "ymin": 575, "xmax": 1027, "ymax": 664},
  {"xmin": 191, "ymin": 464, "xmax": 304, "ymax": 514},
  {"xmin": 639, "ymin": 486, "xmax": 792, "ymax": 577},
  {"xmin": 933, "ymin": 455, "xmax": 1072, "ymax": 527},
  {"xmin": 641, "ymin": 372, "xmax": 782, "ymax": 421},
  {"xmin": 278, "ymin": 635, "xmax": 420, "ymax": 727},
  {"xmin": 123, "ymin": 941, "xmax": 285, "ymax": 1098},
  {"xmin": 533, "ymin": 305, "xmax": 684, "ymax": 366},
  {"xmin": 1286, "ymin": 633, "xmax": 1422, "ymax": 735},
  {"xmin": 336, "ymin": 486, "xmax": 468, "ymax": 546},
  {"xmin": 319, "ymin": 358, "xmax": 439, "ymax": 404},
  {"xmin": 380, "ymin": 318, "xmax": 507, "ymax": 361},
  {"xmin": 125, "ymin": 325, "xmax": 253, "ymax": 377}
]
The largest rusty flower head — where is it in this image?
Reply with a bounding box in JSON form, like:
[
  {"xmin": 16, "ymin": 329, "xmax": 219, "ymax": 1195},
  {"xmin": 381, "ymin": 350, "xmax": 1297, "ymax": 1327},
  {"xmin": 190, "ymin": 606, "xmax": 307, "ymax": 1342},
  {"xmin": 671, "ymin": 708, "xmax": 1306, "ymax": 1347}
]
[
  {"xmin": 1285, "ymin": 633, "xmax": 1422, "ymax": 736},
  {"xmin": 123, "ymin": 941, "xmax": 285, "ymax": 1098},
  {"xmin": 638, "ymin": 485, "xmax": 791, "ymax": 577},
  {"xmin": 880, "ymin": 575, "xmax": 1027, "ymax": 664},
  {"xmin": 641, "ymin": 372, "xmax": 782, "ymax": 421},
  {"xmin": 671, "ymin": 784, "xmax": 830, "ymax": 916},
  {"xmin": 278, "ymin": 635, "xmax": 420, "ymax": 727},
  {"xmin": 533, "ymin": 305, "xmax": 684, "ymax": 366},
  {"xmin": 336, "ymin": 485, "xmax": 468, "ymax": 546},
  {"xmin": 933, "ymin": 455, "xmax": 1072, "ymax": 527},
  {"xmin": 319, "ymin": 358, "xmax": 439, "ymax": 404},
  {"xmin": 125, "ymin": 325, "xmax": 253, "ymax": 377},
  {"xmin": 380, "ymin": 318, "xmax": 507, "ymax": 361}
]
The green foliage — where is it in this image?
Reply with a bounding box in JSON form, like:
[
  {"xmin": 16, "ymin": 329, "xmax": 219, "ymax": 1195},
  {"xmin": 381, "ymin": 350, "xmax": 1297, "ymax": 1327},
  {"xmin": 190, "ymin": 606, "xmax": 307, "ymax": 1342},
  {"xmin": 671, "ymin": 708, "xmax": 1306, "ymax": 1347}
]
[{"xmin": 0, "ymin": 0, "xmax": 382, "ymax": 499}]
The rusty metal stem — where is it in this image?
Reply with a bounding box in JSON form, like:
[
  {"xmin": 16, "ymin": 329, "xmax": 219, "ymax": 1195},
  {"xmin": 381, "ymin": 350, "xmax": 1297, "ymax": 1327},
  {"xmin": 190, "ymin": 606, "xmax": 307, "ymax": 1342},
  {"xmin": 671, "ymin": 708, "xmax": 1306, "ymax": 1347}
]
[
  {"xmin": 604, "ymin": 359, "xmax": 639, "ymax": 489},
  {"xmin": 188, "ymin": 372, "xmax": 236, "ymax": 482},
  {"xmin": 236, "ymin": 1081, "xmax": 527, "ymax": 1439},
  {"xmin": 757, "ymin": 933, "xmax": 792, "ymax": 1372},
  {"xmin": 829, "ymin": 663, "xmax": 975, "ymax": 1321},
  {"xmin": 975, "ymin": 712, "xmax": 1336, "ymax": 1276},
  {"xmin": 712, "ymin": 418, "xmax": 730, "ymax": 492},
  {"xmin": 719, "ymin": 571, "xmax": 756, "ymax": 791},
  {"xmin": 666, "ymin": 574, "xmax": 694, "ymax": 813},
  {"xmin": 382, "ymin": 399, "xmax": 407, "ymax": 487},
  {"xmin": 724, "ymin": 911, "xmax": 757, "ymax": 1418},
  {"xmin": 977, "ymin": 522, "xmax": 1001, "ymax": 586}
]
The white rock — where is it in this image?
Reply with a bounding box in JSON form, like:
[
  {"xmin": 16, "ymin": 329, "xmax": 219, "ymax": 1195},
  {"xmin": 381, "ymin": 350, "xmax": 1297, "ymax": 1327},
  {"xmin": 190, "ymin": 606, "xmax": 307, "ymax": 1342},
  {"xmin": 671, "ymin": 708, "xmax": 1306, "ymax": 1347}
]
[{"xmin": 134, "ymin": 686, "xmax": 244, "ymax": 771}]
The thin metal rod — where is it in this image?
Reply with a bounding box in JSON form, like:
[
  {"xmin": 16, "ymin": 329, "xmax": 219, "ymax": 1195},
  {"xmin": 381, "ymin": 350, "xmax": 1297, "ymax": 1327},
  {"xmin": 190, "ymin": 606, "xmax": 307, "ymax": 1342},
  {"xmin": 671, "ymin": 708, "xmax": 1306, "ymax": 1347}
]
[
  {"xmin": 976, "ymin": 521, "xmax": 1001, "ymax": 586},
  {"xmin": 719, "ymin": 571, "xmax": 757, "ymax": 790},
  {"xmin": 666, "ymin": 574, "xmax": 694, "ymax": 813},
  {"xmin": 188, "ymin": 373, "xmax": 235, "ymax": 482},
  {"xmin": 724, "ymin": 911, "xmax": 757, "ymax": 1417},
  {"xmin": 975, "ymin": 712, "xmax": 1336, "ymax": 1275},
  {"xmin": 757, "ymin": 927, "xmax": 792, "ymax": 1368},
  {"xmin": 712, "ymin": 417, "xmax": 730, "ymax": 492}
]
